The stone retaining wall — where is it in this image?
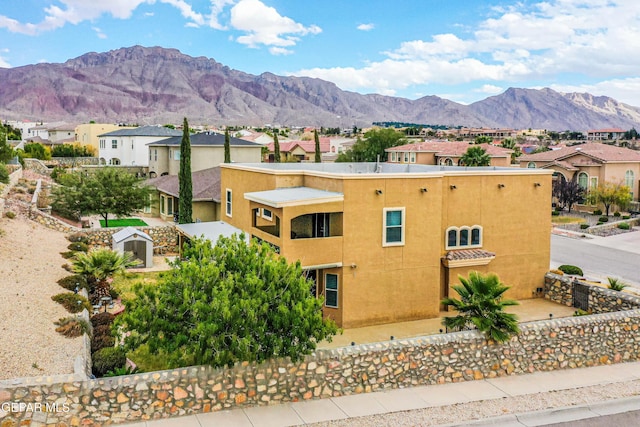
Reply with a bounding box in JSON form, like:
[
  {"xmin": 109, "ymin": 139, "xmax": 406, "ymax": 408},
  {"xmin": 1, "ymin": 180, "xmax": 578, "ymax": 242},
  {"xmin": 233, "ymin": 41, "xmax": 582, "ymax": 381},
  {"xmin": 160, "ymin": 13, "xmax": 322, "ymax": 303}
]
[
  {"xmin": 45, "ymin": 157, "xmax": 99, "ymax": 167},
  {"xmin": 587, "ymin": 217, "xmax": 640, "ymax": 233},
  {"xmin": 28, "ymin": 207, "xmax": 77, "ymax": 233},
  {"xmin": 544, "ymin": 273, "xmax": 640, "ymax": 312},
  {"xmin": 0, "ymin": 165, "xmax": 22, "ymax": 217},
  {"xmin": 23, "ymin": 158, "xmax": 50, "ymax": 175},
  {"xmin": 2, "ymin": 310, "xmax": 640, "ymax": 425}
]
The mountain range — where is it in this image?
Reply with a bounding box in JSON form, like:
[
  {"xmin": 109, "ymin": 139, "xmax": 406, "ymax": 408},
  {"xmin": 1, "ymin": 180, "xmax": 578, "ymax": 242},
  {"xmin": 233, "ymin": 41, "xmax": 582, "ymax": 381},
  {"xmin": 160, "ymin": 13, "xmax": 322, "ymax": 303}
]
[{"xmin": 0, "ymin": 45, "xmax": 639, "ymax": 131}]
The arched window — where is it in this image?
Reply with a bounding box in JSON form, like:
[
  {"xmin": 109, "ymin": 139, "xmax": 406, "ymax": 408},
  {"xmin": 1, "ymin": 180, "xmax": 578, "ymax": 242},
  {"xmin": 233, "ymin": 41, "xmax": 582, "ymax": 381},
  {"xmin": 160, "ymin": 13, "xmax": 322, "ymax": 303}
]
[
  {"xmin": 444, "ymin": 158, "xmax": 453, "ymax": 166},
  {"xmin": 459, "ymin": 228, "xmax": 469, "ymax": 246},
  {"xmin": 471, "ymin": 227, "xmax": 481, "ymax": 245},
  {"xmin": 446, "ymin": 226, "xmax": 482, "ymax": 249},
  {"xmin": 447, "ymin": 229, "xmax": 457, "ymax": 248},
  {"xmin": 527, "ymin": 162, "xmax": 536, "ymax": 168},
  {"xmin": 577, "ymin": 172, "xmax": 588, "ymax": 190}
]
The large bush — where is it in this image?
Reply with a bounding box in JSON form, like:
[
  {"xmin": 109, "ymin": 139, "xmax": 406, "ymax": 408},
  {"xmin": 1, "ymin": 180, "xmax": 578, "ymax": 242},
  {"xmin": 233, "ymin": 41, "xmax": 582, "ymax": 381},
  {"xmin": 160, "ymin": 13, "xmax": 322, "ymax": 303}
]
[
  {"xmin": 57, "ymin": 275, "xmax": 89, "ymax": 291},
  {"xmin": 0, "ymin": 163, "xmax": 9, "ymax": 184},
  {"xmin": 92, "ymin": 347, "xmax": 126, "ymax": 377},
  {"xmin": 558, "ymin": 265, "xmax": 584, "ymax": 276},
  {"xmin": 51, "ymin": 293, "xmax": 92, "ymax": 313},
  {"xmin": 91, "ymin": 312, "xmax": 115, "ymax": 328}
]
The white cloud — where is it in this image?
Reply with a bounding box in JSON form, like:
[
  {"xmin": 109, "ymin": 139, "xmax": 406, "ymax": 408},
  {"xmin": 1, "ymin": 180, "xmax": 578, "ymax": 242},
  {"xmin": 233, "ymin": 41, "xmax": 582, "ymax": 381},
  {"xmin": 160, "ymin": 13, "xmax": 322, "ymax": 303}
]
[
  {"xmin": 474, "ymin": 85, "xmax": 504, "ymax": 94},
  {"xmin": 357, "ymin": 23, "xmax": 374, "ymax": 31},
  {"xmin": 550, "ymin": 78, "xmax": 640, "ymax": 107},
  {"xmin": 0, "ymin": 55, "xmax": 10, "ymax": 68},
  {"xmin": 230, "ymin": 0, "xmax": 320, "ymax": 51},
  {"xmin": 160, "ymin": 0, "xmax": 204, "ymax": 26},
  {"xmin": 207, "ymin": 0, "xmax": 235, "ymax": 30},
  {"xmin": 269, "ymin": 46, "xmax": 293, "ymax": 55},
  {"xmin": 92, "ymin": 27, "xmax": 107, "ymax": 39},
  {"xmin": 292, "ymin": 0, "xmax": 640, "ymax": 100}
]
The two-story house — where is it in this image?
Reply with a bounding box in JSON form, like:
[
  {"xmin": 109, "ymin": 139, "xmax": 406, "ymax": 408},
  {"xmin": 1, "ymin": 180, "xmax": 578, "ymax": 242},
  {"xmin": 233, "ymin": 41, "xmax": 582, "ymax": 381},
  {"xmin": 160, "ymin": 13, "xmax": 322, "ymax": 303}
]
[
  {"xmin": 519, "ymin": 143, "xmax": 640, "ymax": 201},
  {"xmin": 147, "ymin": 132, "xmax": 263, "ymax": 177},
  {"xmin": 76, "ymin": 123, "xmax": 129, "ymax": 154},
  {"xmin": 98, "ymin": 126, "xmax": 182, "ymax": 166},
  {"xmin": 386, "ymin": 141, "xmax": 514, "ymax": 167},
  {"xmin": 219, "ymin": 162, "xmax": 552, "ymax": 328}
]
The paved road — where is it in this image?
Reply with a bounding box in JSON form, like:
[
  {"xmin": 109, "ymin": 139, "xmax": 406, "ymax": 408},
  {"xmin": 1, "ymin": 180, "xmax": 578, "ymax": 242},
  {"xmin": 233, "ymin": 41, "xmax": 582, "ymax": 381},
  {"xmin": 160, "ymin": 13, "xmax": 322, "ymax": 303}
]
[
  {"xmin": 550, "ymin": 233, "xmax": 640, "ymax": 287},
  {"xmin": 544, "ymin": 410, "xmax": 640, "ymax": 426}
]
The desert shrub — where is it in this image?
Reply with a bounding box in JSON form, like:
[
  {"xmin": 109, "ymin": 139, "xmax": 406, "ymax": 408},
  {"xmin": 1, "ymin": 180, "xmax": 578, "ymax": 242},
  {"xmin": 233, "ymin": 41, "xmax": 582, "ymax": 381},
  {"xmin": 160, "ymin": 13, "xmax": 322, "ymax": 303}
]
[
  {"xmin": 68, "ymin": 242, "xmax": 89, "ymax": 252},
  {"xmin": 0, "ymin": 164, "xmax": 9, "ymax": 184},
  {"xmin": 57, "ymin": 275, "xmax": 89, "ymax": 291},
  {"xmin": 91, "ymin": 333, "xmax": 116, "ymax": 355},
  {"xmin": 579, "ymin": 224, "xmax": 589, "ymax": 229},
  {"xmin": 596, "ymin": 222, "xmax": 603, "ymax": 225},
  {"xmin": 618, "ymin": 222, "xmax": 630, "ymax": 230},
  {"xmin": 61, "ymin": 263, "xmax": 74, "ymax": 273},
  {"xmin": 623, "ymin": 215, "xmax": 631, "ymax": 220},
  {"xmin": 92, "ymin": 347, "xmax": 126, "ymax": 377},
  {"xmin": 598, "ymin": 216, "xmax": 609, "ymax": 222},
  {"xmin": 593, "ymin": 209, "xmax": 603, "ymax": 215},
  {"xmin": 92, "ymin": 324, "xmax": 112, "ymax": 338},
  {"xmin": 51, "ymin": 293, "xmax": 91, "ymax": 313},
  {"xmin": 614, "ymin": 211, "xmax": 621, "ymax": 217},
  {"xmin": 60, "ymin": 251, "xmax": 77, "ymax": 259},
  {"xmin": 54, "ymin": 317, "xmax": 91, "ymax": 338},
  {"xmin": 573, "ymin": 309, "xmax": 591, "ymax": 317},
  {"xmin": 4, "ymin": 211, "xmax": 16, "ymax": 219},
  {"xmin": 558, "ymin": 265, "xmax": 583, "ymax": 276},
  {"xmin": 66, "ymin": 232, "xmax": 89, "ymax": 244},
  {"xmin": 549, "ymin": 269, "xmax": 564, "ymax": 275},
  {"xmin": 91, "ymin": 312, "xmax": 115, "ymax": 328},
  {"xmin": 607, "ymin": 277, "xmax": 628, "ymax": 291},
  {"xmin": 551, "ymin": 210, "xmax": 560, "ymax": 216}
]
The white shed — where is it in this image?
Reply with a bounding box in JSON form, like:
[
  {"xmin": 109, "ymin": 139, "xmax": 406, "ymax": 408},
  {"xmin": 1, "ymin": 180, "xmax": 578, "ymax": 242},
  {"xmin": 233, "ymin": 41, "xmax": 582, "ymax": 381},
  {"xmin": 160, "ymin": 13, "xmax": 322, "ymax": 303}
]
[{"xmin": 112, "ymin": 227, "xmax": 153, "ymax": 268}]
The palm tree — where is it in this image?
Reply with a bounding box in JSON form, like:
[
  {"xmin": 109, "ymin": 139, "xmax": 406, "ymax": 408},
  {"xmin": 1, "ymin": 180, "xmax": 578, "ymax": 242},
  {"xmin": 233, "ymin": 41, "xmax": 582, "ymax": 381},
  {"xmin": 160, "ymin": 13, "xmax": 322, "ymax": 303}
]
[
  {"xmin": 460, "ymin": 146, "xmax": 491, "ymax": 166},
  {"xmin": 72, "ymin": 248, "xmax": 140, "ymax": 301},
  {"xmin": 441, "ymin": 271, "xmax": 520, "ymax": 343}
]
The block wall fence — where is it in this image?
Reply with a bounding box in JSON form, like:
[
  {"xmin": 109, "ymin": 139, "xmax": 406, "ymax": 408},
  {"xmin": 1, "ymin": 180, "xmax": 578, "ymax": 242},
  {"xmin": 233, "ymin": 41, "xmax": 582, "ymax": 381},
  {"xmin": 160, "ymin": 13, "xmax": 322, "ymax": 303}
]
[{"xmin": 2, "ymin": 274, "xmax": 640, "ymax": 425}]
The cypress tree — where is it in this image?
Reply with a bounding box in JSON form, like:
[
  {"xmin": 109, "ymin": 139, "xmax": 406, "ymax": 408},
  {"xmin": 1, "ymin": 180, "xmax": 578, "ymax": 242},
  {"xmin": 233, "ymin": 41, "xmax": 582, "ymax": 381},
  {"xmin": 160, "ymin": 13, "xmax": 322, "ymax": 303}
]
[
  {"xmin": 314, "ymin": 129, "xmax": 321, "ymax": 163},
  {"xmin": 178, "ymin": 117, "xmax": 193, "ymax": 224},
  {"xmin": 273, "ymin": 130, "xmax": 281, "ymax": 163},
  {"xmin": 224, "ymin": 128, "xmax": 231, "ymax": 163}
]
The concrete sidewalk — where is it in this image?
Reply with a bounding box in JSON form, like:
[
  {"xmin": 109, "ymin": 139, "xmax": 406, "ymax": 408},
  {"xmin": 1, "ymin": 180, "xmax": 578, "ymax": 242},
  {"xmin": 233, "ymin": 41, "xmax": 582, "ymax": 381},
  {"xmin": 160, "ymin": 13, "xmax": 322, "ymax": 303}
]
[{"xmin": 120, "ymin": 361, "xmax": 640, "ymax": 427}]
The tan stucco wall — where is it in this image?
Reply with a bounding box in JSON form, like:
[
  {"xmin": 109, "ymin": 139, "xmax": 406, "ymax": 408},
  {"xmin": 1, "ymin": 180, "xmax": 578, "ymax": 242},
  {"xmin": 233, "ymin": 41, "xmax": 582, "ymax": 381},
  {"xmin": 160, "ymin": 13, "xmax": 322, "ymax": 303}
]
[
  {"xmin": 76, "ymin": 123, "xmax": 123, "ymax": 153},
  {"xmin": 221, "ymin": 165, "xmax": 552, "ymax": 328}
]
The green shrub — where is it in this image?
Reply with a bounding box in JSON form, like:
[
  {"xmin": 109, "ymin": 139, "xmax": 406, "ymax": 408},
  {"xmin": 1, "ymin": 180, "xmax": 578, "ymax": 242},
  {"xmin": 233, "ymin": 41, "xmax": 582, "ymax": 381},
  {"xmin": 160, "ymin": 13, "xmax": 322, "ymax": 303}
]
[
  {"xmin": 598, "ymin": 216, "xmax": 609, "ymax": 222},
  {"xmin": 104, "ymin": 366, "xmax": 140, "ymax": 377},
  {"xmin": 573, "ymin": 309, "xmax": 590, "ymax": 317},
  {"xmin": 551, "ymin": 210, "xmax": 560, "ymax": 216},
  {"xmin": 66, "ymin": 232, "xmax": 89, "ymax": 244},
  {"xmin": 60, "ymin": 251, "xmax": 77, "ymax": 259},
  {"xmin": 91, "ymin": 333, "xmax": 115, "ymax": 355},
  {"xmin": 614, "ymin": 211, "xmax": 621, "ymax": 217},
  {"xmin": 623, "ymin": 215, "xmax": 631, "ymax": 220},
  {"xmin": 51, "ymin": 293, "xmax": 92, "ymax": 313},
  {"xmin": 579, "ymin": 224, "xmax": 589, "ymax": 229},
  {"xmin": 0, "ymin": 164, "xmax": 9, "ymax": 184},
  {"xmin": 57, "ymin": 275, "xmax": 89, "ymax": 291},
  {"xmin": 617, "ymin": 222, "xmax": 630, "ymax": 230},
  {"xmin": 54, "ymin": 317, "xmax": 91, "ymax": 338},
  {"xmin": 68, "ymin": 242, "xmax": 89, "ymax": 252},
  {"xmin": 597, "ymin": 222, "xmax": 603, "ymax": 225},
  {"xmin": 558, "ymin": 265, "xmax": 583, "ymax": 276},
  {"xmin": 92, "ymin": 347, "xmax": 126, "ymax": 377},
  {"xmin": 4, "ymin": 211, "xmax": 16, "ymax": 219},
  {"xmin": 607, "ymin": 277, "xmax": 628, "ymax": 291},
  {"xmin": 593, "ymin": 209, "xmax": 602, "ymax": 215},
  {"xmin": 91, "ymin": 312, "xmax": 115, "ymax": 328}
]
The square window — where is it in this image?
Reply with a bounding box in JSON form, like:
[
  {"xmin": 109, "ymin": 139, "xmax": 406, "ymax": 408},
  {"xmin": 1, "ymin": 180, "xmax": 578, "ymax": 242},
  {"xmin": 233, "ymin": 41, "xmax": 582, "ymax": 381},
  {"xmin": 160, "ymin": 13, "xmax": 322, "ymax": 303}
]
[
  {"xmin": 262, "ymin": 208, "xmax": 273, "ymax": 220},
  {"xmin": 325, "ymin": 274, "xmax": 338, "ymax": 308},
  {"xmin": 383, "ymin": 208, "xmax": 405, "ymax": 246}
]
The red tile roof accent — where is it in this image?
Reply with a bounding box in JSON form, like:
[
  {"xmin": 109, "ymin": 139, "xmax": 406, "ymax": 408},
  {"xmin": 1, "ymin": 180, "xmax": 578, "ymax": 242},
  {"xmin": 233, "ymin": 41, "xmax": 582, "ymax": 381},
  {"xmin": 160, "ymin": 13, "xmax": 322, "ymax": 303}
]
[
  {"xmin": 444, "ymin": 249, "xmax": 496, "ymax": 261},
  {"xmin": 520, "ymin": 143, "xmax": 640, "ymax": 163}
]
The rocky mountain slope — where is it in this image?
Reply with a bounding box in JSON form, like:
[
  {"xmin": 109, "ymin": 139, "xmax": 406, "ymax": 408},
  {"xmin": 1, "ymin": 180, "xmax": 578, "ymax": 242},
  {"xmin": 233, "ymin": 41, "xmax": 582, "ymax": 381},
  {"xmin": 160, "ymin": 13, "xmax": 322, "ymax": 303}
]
[{"xmin": 0, "ymin": 45, "xmax": 638, "ymax": 130}]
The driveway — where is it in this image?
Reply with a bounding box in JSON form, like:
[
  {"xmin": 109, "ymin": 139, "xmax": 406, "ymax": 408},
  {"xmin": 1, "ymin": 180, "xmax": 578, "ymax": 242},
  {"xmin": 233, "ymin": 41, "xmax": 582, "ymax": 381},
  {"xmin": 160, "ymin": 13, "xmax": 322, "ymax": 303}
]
[{"xmin": 551, "ymin": 229, "xmax": 640, "ymax": 288}]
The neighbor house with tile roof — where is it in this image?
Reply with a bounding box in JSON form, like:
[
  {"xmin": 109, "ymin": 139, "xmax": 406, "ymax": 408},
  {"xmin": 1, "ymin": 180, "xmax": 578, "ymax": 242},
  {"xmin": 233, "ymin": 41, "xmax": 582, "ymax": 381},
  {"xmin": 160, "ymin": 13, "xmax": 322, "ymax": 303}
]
[
  {"xmin": 586, "ymin": 128, "xmax": 626, "ymax": 141},
  {"xmin": 265, "ymin": 139, "xmax": 331, "ymax": 162},
  {"xmin": 386, "ymin": 141, "xmax": 514, "ymax": 167},
  {"xmin": 220, "ymin": 162, "xmax": 552, "ymax": 328},
  {"xmin": 144, "ymin": 167, "xmax": 222, "ymax": 223},
  {"xmin": 519, "ymin": 142, "xmax": 640, "ymax": 201},
  {"xmin": 147, "ymin": 131, "xmax": 263, "ymax": 177}
]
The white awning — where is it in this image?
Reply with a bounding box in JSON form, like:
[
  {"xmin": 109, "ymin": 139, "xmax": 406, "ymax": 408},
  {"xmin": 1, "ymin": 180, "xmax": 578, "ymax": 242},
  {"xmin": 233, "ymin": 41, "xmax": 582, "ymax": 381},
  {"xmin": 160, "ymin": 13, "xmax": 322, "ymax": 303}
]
[{"xmin": 244, "ymin": 187, "xmax": 344, "ymax": 208}]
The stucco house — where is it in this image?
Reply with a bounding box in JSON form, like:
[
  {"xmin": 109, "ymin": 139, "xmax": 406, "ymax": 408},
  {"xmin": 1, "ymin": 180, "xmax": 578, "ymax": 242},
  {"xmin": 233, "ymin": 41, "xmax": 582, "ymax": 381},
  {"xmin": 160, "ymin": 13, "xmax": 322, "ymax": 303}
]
[
  {"xmin": 220, "ymin": 162, "xmax": 552, "ymax": 328},
  {"xmin": 519, "ymin": 143, "xmax": 640, "ymax": 201},
  {"xmin": 76, "ymin": 123, "xmax": 130, "ymax": 154},
  {"xmin": 586, "ymin": 128, "xmax": 626, "ymax": 141},
  {"xmin": 98, "ymin": 126, "xmax": 182, "ymax": 166},
  {"xmin": 147, "ymin": 132, "xmax": 263, "ymax": 177},
  {"xmin": 386, "ymin": 141, "xmax": 514, "ymax": 167},
  {"xmin": 265, "ymin": 139, "xmax": 331, "ymax": 163},
  {"xmin": 144, "ymin": 167, "xmax": 222, "ymax": 223}
]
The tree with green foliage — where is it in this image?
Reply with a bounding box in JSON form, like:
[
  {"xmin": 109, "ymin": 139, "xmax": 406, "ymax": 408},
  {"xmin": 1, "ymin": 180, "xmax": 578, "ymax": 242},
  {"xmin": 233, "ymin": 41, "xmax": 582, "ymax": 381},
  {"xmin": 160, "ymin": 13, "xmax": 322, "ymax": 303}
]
[
  {"xmin": 586, "ymin": 181, "xmax": 632, "ymax": 216},
  {"xmin": 72, "ymin": 248, "xmax": 140, "ymax": 301},
  {"xmin": 314, "ymin": 129, "xmax": 321, "ymax": 163},
  {"xmin": 117, "ymin": 235, "xmax": 339, "ymax": 369},
  {"xmin": 51, "ymin": 168, "xmax": 152, "ymax": 226},
  {"xmin": 0, "ymin": 164, "xmax": 9, "ymax": 184},
  {"xmin": 224, "ymin": 128, "xmax": 231, "ymax": 163},
  {"xmin": 441, "ymin": 271, "xmax": 520, "ymax": 343},
  {"xmin": 474, "ymin": 135, "xmax": 493, "ymax": 144},
  {"xmin": 178, "ymin": 118, "xmax": 193, "ymax": 224},
  {"xmin": 460, "ymin": 145, "xmax": 491, "ymax": 166},
  {"xmin": 19, "ymin": 143, "xmax": 50, "ymax": 160},
  {"xmin": 273, "ymin": 130, "xmax": 281, "ymax": 163},
  {"xmin": 500, "ymin": 138, "xmax": 522, "ymax": 164},
  {"xmin": 624, "ymin": 128, "xmax": 638, "ymax": 140},
  {"xmin": 336, "ymin": 128, "xmax": 406, "ymax": 162},
  {"xmin": 0, "ymin": 124, "xmax": 14, "ymax": 163},
  {"xmin": 52, "ymin": 144, "xmax": 93, "ymax": 157}
]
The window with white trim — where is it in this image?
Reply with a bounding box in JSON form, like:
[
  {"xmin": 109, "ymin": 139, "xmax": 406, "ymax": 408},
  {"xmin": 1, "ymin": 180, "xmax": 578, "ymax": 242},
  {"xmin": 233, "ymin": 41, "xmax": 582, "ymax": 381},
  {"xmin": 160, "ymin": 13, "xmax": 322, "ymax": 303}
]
[
  {"xmin": 174, "ymin": 150, "xmax": 180, "ymax": 161},
  {"xmin": 590, "ymin": 177, "xmax": 598, "ymax": 190},
  {"xmin": 99, "ymin": 139, "xmax": 105, "ymax": 149},
  {"xmin": 383, "ymin": 207, "xmax": 405, "ymax": 246},
  {"xmin": 404, "ymin": 152, "xmax": 409, "ymax": 163},
  {"xmin": 626, "ymin": 170, "xmax": 635, "ymax": 199},
  {"xmin": 225, "ymin": 189, "xmax": 232, "ymax": 217},
  {"xmin": 410, "ymin": 152, "xmax": 416, "ymax": 163},
  {"xmin": 262, "ymin": 208, "xmax": 273, "ymax": 221},
  {"xmin": 527, "ymin": 162, "xmax": 536, "ymax": 168},
  {"xmin": 154, "ymin": 149, "xmax": 158, "ymax": 161},
  {"xmin": 577, "ymin": 172, "xmax": 588, "ymax": 190},
  {"xmin": 325, "ymin": 273, "xmax": 338, "ymax": 308},
  {"xmin": 160, "ymin": 195, "xmax": 166, "ymax": 215},
  {"xmin": 446, "ymin": 225, "xmax": 483, "ymax": 249},
  {"xmin": 111, "ymin": 140, "xmax": 117, "ymax": 149}
]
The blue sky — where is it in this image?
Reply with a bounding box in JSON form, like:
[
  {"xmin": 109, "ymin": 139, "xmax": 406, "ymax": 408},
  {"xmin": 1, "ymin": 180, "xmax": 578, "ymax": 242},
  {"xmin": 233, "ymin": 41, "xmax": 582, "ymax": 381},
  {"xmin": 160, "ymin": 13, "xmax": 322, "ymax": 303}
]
[{"xmin": 1, "ymin": 0, "xmax": 639, "ymax": 106}]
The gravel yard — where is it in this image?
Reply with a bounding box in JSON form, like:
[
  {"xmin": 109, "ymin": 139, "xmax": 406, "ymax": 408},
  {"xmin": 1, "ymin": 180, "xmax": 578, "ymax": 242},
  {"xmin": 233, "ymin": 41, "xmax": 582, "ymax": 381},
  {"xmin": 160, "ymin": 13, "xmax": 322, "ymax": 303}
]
[{"xmin": 0, "ymin": 215, "xmax": 84, "ymax": 380}]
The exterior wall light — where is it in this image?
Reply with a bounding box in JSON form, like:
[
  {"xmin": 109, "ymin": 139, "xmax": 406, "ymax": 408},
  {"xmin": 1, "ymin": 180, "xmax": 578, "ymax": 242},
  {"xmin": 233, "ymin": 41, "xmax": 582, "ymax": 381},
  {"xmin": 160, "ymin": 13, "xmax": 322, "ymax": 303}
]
[
  {"xmin": 450, "ymin": 185, "xmax": 457, "ymax": 190},
  {"xmin": 420, "ymin": 187, "xmax": 428, "ymax": 193},
  {"xmin": 534, "ymin": 182, "xmax": 542, "ymax": 187},
  {"xmin": 375, "ymin": 189, "xmax": 383, "ymax": 195},
  {"xmin": 498, "ymin": 183, "xmax": 505, "ymax": 188}
]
